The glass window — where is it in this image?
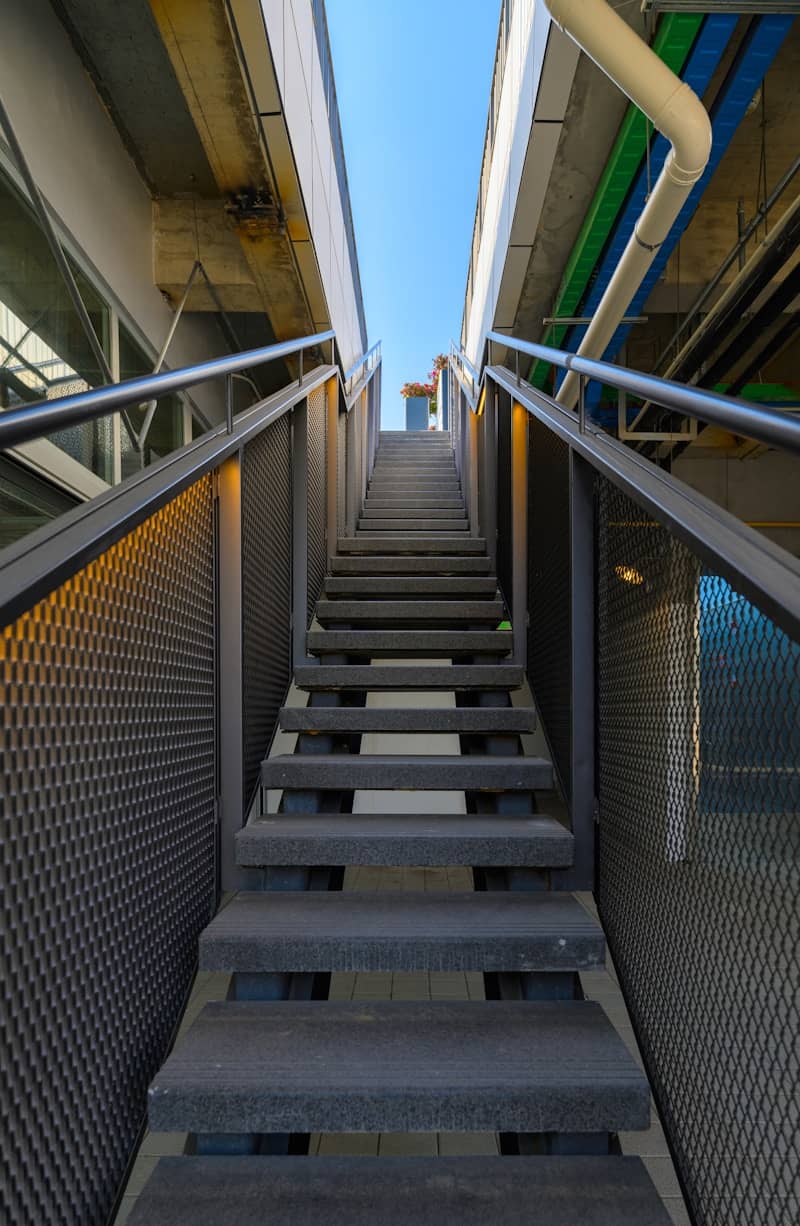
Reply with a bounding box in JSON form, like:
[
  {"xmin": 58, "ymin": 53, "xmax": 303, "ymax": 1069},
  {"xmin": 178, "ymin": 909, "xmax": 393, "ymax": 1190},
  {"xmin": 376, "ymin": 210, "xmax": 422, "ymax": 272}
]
[
  {"xmin": 118, "ymin": 326, "xmax": 183, "ymax": 480},
  {"xmin": 0, "ymin": 454, "xmax": 78, "ymax": 548},
  {"xmin": 0, "ymin": 166, "xmax": 113, "ymax": 483}
]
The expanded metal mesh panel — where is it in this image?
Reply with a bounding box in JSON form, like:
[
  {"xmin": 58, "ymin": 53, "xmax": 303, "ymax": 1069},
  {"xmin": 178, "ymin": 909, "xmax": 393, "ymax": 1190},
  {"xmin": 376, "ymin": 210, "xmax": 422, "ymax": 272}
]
[
  {"xmin": 353, "ymin": 396, "xmax": 363, "ymax": 526},
  {"xmin": 495, "ymin": 388, "xmax": 512, "ymax": 607},
  {"xmin": 1, "ymin": 478, "xmax": 216, "ymax": 1226},
  {"xmin": 306, "ymin": 386, "xmax": 327, "ymax": 626},
  {"xmin": 242, "ymin": 416, "xmax": 292, "ymax": 804},
  {"xmin": 477, "ymin": 409, "xmax": 488, "ymax": 545},
  {"xmin": 596, "ymin": 477, "xmax": 800, "ymax": 1226},
  {"xmin": 337, "ymin": 407, "xmax": 346, "ymax": 537},
  {"xmin": 527, "ymin": 416, "xmax": 572, "ymax": 799}
]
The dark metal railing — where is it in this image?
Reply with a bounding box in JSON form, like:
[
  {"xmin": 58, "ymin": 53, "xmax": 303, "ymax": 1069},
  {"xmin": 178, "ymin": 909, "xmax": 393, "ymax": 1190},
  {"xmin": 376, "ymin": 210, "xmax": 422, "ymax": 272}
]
[
  {"xmin": 485, "ymin": 330, "xmax": 800, "ymax": 457},
  {"xmin": 0, "ymin": 330, "xmax": 336, "ymax": 451},
  {"xmin": 0, "ymin": 331, "xmax": 380, "ymax": 1226},
  {"xmin": 449, "ymin": 333, "xmax": 800, "ymax": 1226}
]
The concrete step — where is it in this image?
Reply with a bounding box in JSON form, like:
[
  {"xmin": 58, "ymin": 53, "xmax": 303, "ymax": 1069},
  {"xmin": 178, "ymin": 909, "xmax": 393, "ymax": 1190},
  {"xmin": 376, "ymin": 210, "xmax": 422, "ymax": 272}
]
[
  {"xmin": 361, "ymin": 506, "xmax": 467, "ymax": 519},
  {"xmin": 330, "ymin": 555, "xmax": 493, "ymax": 574},
  {"xmin": 235, "ymin": 811, "xmax": 572, "ymax": 867},
  {"xmin": 129, "ymin": 1155, "xmax": 671, "ymax": 1226},
  {"xmin": 200, "ymin": 891, "xmax": 604, "ymax": 974},
  {"xmin": 372, "ymin": 459, "xmax": 456, "ymax": 467},
  {"xmin": 357, "ymin": 519, "xmax": 470, "ymax": 533},
  {"xmin": 366, "ymin": 493, "xmax": 463, "ymax": 504},
  {"xmin": 337, "ymin": 538, "xmax": 486, "ymax": 555},
  {"xmin": 363, "ymin": 498, "xmax": 465, "ymax": 508},
  {"xmin": 315, "ymin": 600, "xmax": 503, "ymax": 624},
  {"xmin": 279, "ymin": 703, "xmax": 531, "ymax": 732},
  {"xmin": 148, "ymin": 1000, "xmax": 650, "ymax": 1134},
  {"xmin": 293, "ymin": 665, "xmax": 522, "ymax": 690},
  {"xmin": 369, "ymin": 465, "xmax": 455, "ymax": 475},
  {"xmin": 323, "ymin": 577, "xmax": 499, "ymax": 597},
  {"xmin": 261, "ymin": 753, "xmax": 552, "ymax": 790},
  {"xmin": 307, "ymin": 629, "xmax": 511, "ymax": 655},
  {"xmin": 369, "ymin": 476, "xmax": 461, "ymax": 486},
  {"xmin": 369, "ymin": 481, "xmax": 461, "ymax": 491}
]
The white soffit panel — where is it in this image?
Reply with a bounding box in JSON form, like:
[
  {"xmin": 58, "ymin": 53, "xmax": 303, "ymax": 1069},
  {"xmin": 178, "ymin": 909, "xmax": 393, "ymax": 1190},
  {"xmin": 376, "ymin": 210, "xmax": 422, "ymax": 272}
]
[
  {"xmin": 230, "ymin": 0, "xmax": 281, "ymax": 113},
  {"xmin": 533, "ymin": 24, "xmax": 580, "ymax": 122},
  {"xmin": 508, "ymin": 122, "xmax": 562, "ymax": 246},
  {"xmin": 495, "ymin": 245, "xmax": 533, "ymax": 329}
]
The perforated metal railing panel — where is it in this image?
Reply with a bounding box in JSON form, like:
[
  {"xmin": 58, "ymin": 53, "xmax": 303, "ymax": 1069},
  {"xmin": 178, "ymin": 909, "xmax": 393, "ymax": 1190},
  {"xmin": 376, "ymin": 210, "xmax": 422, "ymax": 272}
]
[
  {"xmin": 527, "ymin": 416, "xmax": 572, "ymax": 800},
  {"xmin": 0, "ymin": 478, "xmax": 216, "ymax": 1226},
  {"xmin": 495, "ymin": 387, "xmax": 512, "ymax": 609},
  {"xmin": 596, "ymin": 477, "xmax": 800, "ymax": 1226},
  {"xmin": 337, "ymin": 408, "xmax": 346, "ymax": 537},
  {"xmin": 242, "ymin": 415, "xmax": 292, "ymax": 805},
  {"xmin": 476, "ymin": 408, "xmax": 488, "ymax": 550},
  {"xmin": 306, "ymin": 386, "xmax": 327, "ymax": 626}
]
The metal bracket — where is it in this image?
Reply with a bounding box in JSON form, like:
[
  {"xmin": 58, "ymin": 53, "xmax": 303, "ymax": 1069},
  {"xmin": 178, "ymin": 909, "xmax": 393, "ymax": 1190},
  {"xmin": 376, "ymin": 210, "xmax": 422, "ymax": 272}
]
[{"xmin": 617, "ymin": 385, "xmax": 698, "ymax": 444}]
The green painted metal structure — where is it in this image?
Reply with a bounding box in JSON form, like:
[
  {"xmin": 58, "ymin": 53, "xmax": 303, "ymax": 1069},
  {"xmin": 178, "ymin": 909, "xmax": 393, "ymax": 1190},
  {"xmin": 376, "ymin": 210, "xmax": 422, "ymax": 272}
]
[{"xmin": 530, "ymin": 14, "xmax": 703, "ymax": 389}]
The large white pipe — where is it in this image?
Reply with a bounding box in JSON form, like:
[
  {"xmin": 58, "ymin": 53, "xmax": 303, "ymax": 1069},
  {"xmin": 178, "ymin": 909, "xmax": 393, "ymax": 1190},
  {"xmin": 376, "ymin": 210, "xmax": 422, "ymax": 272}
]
[{"xmin": 546, "ymin": 0, "xmax": 712, "ymax": 408}]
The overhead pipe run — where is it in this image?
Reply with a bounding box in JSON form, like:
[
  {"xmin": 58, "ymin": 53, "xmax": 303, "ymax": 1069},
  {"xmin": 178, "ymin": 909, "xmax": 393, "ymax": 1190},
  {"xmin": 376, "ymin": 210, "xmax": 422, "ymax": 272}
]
[{"xmin": 545, "ymin": 0, "xmax": 712, "ymax": 409}]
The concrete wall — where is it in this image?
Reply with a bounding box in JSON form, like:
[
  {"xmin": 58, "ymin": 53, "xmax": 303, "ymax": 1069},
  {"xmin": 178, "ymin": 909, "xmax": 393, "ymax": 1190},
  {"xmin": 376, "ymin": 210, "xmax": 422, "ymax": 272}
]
[
  {"xmin": 673, "ymin": 450, "xmax": 800, "ymax": 558},
  {"xmin": 259, "ymin": 0, "xmax": 366, "ymax": 371},
  {"xmin": 1, "ymin": 0, "xmax": 226, "ymax": 425}
]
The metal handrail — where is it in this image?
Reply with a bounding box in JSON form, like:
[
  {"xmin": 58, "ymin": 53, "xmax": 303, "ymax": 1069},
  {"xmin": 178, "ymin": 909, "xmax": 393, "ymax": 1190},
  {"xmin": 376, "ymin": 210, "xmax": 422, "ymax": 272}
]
[
  {"xmin": 484, "ymin": 330, "xmax": 800, "ymax": 457},
  {"xmin": 0, "ymin": 330, "xmax": 336, "ymax": 451},
  {"xmin": 451, "ymin": 342, "xmax": 479, "ymax": 385},
  {"xmin": 343, "ymin": 339, "xmax": 380, "ymax": 384},
  {"xmin": 489, "ymin": 362, "xmax": 800, "ymax": 645},
  {"xmin": 0, "ymin": 364, "xmax": 334, "ymax": 625}
]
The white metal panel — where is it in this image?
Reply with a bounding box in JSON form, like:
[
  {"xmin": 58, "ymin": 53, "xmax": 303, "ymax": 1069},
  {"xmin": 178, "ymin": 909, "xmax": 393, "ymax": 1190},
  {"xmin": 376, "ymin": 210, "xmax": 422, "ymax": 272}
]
[{"xmin": 259, "ymin": 0, "xmax": 285, "ymax": 97}]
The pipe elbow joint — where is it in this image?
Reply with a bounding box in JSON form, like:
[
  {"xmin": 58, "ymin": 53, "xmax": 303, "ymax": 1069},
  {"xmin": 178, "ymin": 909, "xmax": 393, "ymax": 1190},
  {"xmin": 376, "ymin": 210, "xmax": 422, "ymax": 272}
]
[{"xmin": 658, "ymin": 82, "xmax": 712, "ymax": 185}]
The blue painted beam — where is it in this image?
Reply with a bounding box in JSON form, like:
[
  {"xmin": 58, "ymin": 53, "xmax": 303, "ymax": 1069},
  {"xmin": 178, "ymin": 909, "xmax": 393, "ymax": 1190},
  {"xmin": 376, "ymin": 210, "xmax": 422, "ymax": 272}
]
[{"xmin": 561, "ymin": 15, "xmax": 793, "ymax": 411}]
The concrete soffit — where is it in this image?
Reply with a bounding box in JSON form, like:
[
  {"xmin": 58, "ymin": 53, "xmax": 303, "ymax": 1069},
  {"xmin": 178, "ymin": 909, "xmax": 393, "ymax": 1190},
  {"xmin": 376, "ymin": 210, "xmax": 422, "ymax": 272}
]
[
  {"xmin": 148, "ymin": 0, "xmax": 330, "ymax": 342},
  {"xmin": 496, "ymin": 12, "xmax": 644, "ymax": 347},
  {"xmin": 493, "ymin": 22, "xmax": 581, "ymax": 337}
]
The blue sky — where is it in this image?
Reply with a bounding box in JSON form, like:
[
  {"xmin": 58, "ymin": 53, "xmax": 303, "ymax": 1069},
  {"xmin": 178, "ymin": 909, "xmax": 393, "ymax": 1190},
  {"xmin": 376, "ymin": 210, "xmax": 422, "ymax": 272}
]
[{"xmin": 325, "ymin": 0, "xmax": 499, "ymax": 429}]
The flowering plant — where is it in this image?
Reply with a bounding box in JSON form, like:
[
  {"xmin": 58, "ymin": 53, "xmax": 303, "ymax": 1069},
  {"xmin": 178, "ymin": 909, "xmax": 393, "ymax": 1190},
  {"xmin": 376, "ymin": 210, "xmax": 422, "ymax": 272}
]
[
  {"xmin": 401, "ymin": 354, "xmax": 447, "ymax": 415},
  {"xmin": 400, "ymin": 381, "xmax": 436, "ymax": 399}
]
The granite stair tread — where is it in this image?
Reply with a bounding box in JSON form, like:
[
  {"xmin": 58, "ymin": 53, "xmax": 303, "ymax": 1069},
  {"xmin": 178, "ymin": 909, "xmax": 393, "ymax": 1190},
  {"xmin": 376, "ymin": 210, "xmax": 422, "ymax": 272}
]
[
  {"xmin": 337, "ymin": 538, "xmax": 486, "ymax": 554},
  {"xmin": 147, "ymin": 999, "xmax": 650, "ymax": 1134},
  {"xmin": 261, "ymin": 753, "xmax": 552, "ymax": 790},
  {"xmin": 330, "ymin": 555, "xmax": 493, "ymax": 573},
  {"xmin": 315, "ymin": 600, "xmax": 503, "ymax": 623},
  {"xmin": 128, "ymin": 1155, "xmax": 672, "ymax": 1226},
  {"xmin": 306, "ymin": 628, "xmax": 511, "ymax": 654},
  {"xmin": 199, "ymin": 890, "xmax": 605, "ymax": 973},
  {"xmin": 292, "ymin": 665, "xmax": 522, "ymax": 689},
  {"xmin": 279, "ymin": 703, "xmax": 530, "ymax": 730},
  {"xmin": 235, "ymin": 811, "xmax": 573, "ymax": 867},
  {"xmin": 323, "ymin": 576, "xmax": 497, "ymax": 595}
]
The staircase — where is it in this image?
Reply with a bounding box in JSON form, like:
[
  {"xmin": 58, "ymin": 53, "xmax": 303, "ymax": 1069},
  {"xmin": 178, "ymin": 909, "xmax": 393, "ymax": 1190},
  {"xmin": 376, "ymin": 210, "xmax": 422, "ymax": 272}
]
[{"xmin": 132, "ymin": 431, "xmax": 668, "ymax": 1223}]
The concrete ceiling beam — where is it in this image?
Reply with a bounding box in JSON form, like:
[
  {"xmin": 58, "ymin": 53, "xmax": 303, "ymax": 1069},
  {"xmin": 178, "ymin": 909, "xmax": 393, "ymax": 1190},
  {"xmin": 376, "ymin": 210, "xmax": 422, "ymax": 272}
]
[{"xmin": 147, "ymin": 0, "xmax": 323, "ymax": 346}]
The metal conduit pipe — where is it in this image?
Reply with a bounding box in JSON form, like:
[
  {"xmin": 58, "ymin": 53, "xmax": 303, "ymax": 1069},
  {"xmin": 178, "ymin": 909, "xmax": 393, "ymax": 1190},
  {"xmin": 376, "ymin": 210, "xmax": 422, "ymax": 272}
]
[{"xmin": 545, "ymin": 0, "xmax": 712, "ymax": 409}]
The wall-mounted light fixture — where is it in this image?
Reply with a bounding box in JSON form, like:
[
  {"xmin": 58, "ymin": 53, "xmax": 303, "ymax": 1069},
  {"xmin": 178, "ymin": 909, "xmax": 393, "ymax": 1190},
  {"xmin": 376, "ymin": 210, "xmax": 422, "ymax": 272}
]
[{"xmin": 614, "ymin": 564, "xmax": 645, "ymax": 585}]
